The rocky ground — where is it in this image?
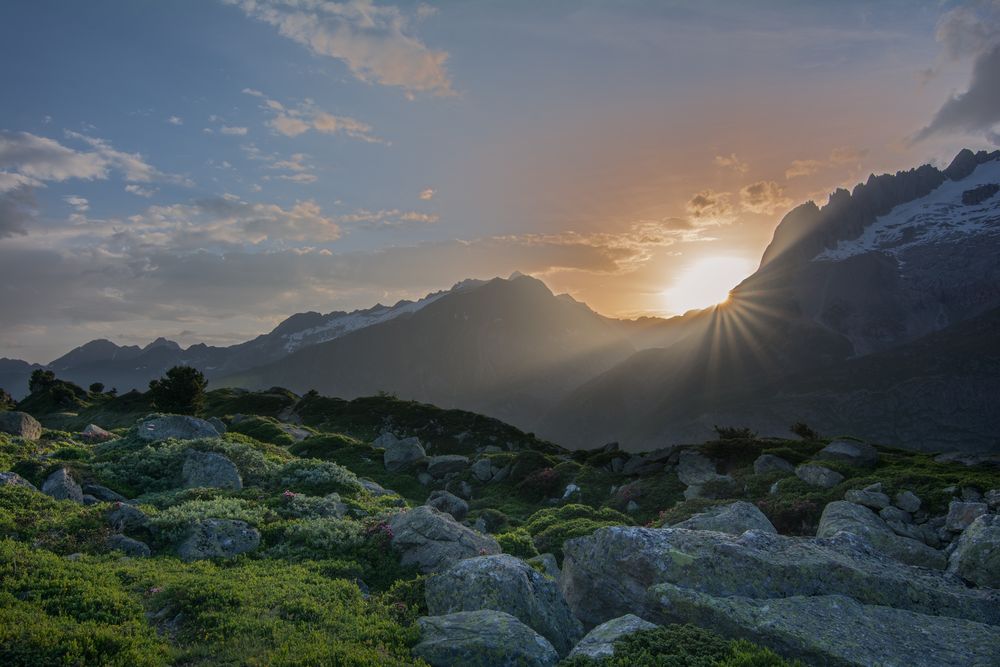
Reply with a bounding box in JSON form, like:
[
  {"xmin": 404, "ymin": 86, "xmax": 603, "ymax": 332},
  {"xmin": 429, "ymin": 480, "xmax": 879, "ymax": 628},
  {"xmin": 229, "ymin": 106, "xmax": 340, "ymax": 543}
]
[{"xmin": 1, "ymin": 384, "xmax": 999, "ymax": 666}]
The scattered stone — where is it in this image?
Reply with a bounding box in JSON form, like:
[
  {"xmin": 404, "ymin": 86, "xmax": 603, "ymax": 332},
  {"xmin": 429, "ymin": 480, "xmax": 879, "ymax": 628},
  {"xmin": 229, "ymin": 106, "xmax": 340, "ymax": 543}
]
[
  {"xmin": 961, "ymin": 487, "xmax": 983, "ymax": 503},
  {"xmin": 795, "ymin": 464, "xmax": 844, "ymax": 489},
  {"xmin": 388, "ymin": 505, "xmax": 500, "ymax": 573},
  {"xmin": 752, "ymin": 454, "xmax": 794, "ymax": 475},
  {"xmin": 82, "ymin": 483, "xmax": 127, "ymax": 502},
  {"xmin": 427, "ymin": 455, "xmax": 469, "ymax": 478},
  {"xmin": 80, "ymin": 424, "xmax": 115, "ymax": 442},
  {"xmin": 176, "ymin": 519, "xmax": 260, "ymax": 561},
  {"xmin": 82, "ymin": 494, "xmax": 99, "ymax": 505},
  {"xmin": 107, "ymin": 534, "xmax": 151, "ymax": 557},
  {"xmin": 492, "ymin": 465, "xmax": 511, "ymax": 483},
  {"xmin": 622, "ymin": 455, "xmax": 665, "ymax": 476},
  {"xmin": 945, "ymin": 501, "xmax": 988, "ymax": 532},
  {"xmin": 567, "ymin": 614, "xmax": 658, "ymax": 661},
  {"xmin": 417, "ymin": 472, "xmax": 433, "ymax": 486},
  {"xmin": 41, "ymin": 468, "xmax": 84, "ymax": 503},
  {"xmin": 625, "ymin": 500, "xmax": 640, "ymax": 514},
  {"xmin": 425, "ymin": 554, "xmax": 583, "ymax": 656},
  {"xmin": 359, "ymin": 478, "xmax": 395, "ymax": 496},
  {"xmin": 894, "ymin": 490, "xmax": 922, "ymax": 514},
  {"xmin": 0, "ymin": 471, "xmax": 37, "ymax": 491},
  {"xmin": 413, "ymin": 610, "xmax": 559, "ymax": 667},
  {"xmin": 470, "ymin": 458, "xmax": 493, "ymax": 481},
  {"xmin": 676, "ymin": 450, "xmax": 726, "ymax": 486},
  {"xmin": 817, "ymin": 501, "xmax": 945, "ymax": 569},
  {"xmin": 879, "ymin": 506, "xmax": 912, "ymax": 525},
  {"xmin": 0, "ymin": 411, "xmax": 43, "ymax": 440},
  {"xmin": 985, "ymin": 489, "xmax": 1000, "ymax": 511},
  {"xmin": 948, "ymin": 515, "xmax": 1000, "ymax": 588},
  {"xmin": 446, "ymin": 479, "xmax": 474, "ymax": 500},
  {"xmin": 562, "ymin": 484, "xmax": 581, "ymax": 500},
  {"xmin": 674, "ymin": 501, "xmax": 777, "ymax": 535},
  {"xmin": 559, "ymin": 527, "xmax": 997, "ymax": 630},
  {"xmin": 136, "ymin": 414, "xmax": 221, "ymax": 442},
  {"xmin": 107, "ymin": 504, "xmax": 149, "ymax": 532},
  {"xmin": 527, "ymin": 553, "xmax": 560, "ymax": 580},
  {"xmin": 610, "ymin": 457, "xmax": 625, "ymax": 474},
  {"xmin": 844, "ymin": 488, "xmax": 891, "ymax": 510},
  {"xmin": 815, "ymin": 439, "xmax": 878, "ymax": 467},
  {"xmin": 382, "ymin": 435, "xmax": 426, "ymax": 472},
  {"xmin": 182, "ymin": 450, "xmax": 242, "ymax": 490},
  {"xmin": 426, "ymin": 489, "xmax": 469, "ymax": 521},
  {"xmin": 649, "ymin": 583, "xmax": 1000, "ymax": 667},
  {"xmin": 207, "ymin": 417, "xmax": 227, "ymax": 434}
]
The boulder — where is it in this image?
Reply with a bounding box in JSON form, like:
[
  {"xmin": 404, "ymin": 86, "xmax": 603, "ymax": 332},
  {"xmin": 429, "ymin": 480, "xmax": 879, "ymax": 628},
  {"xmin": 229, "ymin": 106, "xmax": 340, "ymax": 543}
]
[
  {"xmin": 945, "ymin": 501, "xmax": 988, "ymax": 532},
  {"xmin": 82, "ymin": 483, "xmax": 128, "ymax": 503},
  {"xmin": 182, "ymin": 450, "xmax": 242, "ymax": 490},
  {"xmin": 426, "ymin": 455, "xmax": 469, "ymax": 478},
  {"xmin": 388, "ymin": 505, "xmax": 500, "ymax": 573},
  {"xmin": 470, "ymin": 458, "xmax": 494, "ymax": 481},
  {"xmin": 79, "ymin": 424, "xmax": 115, "ymax": 443},
  {"xmin": 559, "ymin": 526, "xmax": 998, "ymax": 630},
  {"xmin": 426, "ymin": 555, "xmax": 582, "ymax": 655},
  {"xmin": 676, "ymin": 450, "xmax": 725, "ymax": 486},
  {"xmin": 359, "ymin": 478, "xmax": 395, "ymax": 496},
  {"xmin": 894, "ymin": 490, "xmax": 922, "ymax": 513},
  {"xmin": 426, "ymin": 489, "xmax": 469, "ymax": 521},
  {"xmin": 0, "ymin": 471, "xmax": 37, "ymax": 491},
  {"xmin": 0, "ymin": 411, "xmax": 42, "ymax": 440},
  {"xmin": 207, "ymin": 417, "xmax": 227, "ymax": 434},
  {"xmin": 107, "ymin": 534, "xmax": 151, "ymax": 557},
  {"xmin": 382, "ymin": 436, "xmax": 426, "ymax": 472},
  {"xmin": 413, "ymin": 611, "xmax": 559, "ymax": 667},
  {"xmin": 879, "ymin": 506, "xmax": 912, "ymax": 525},
  {"xmin": 567, "ymin": 614, "xmax": 658, "ymax": 661},
  {"xmin": 815, "ymin": 439, "xmax": 878, "ymax": 467},
  {"xmin": 752, "ymin": 454, "xmax": 794, "ymax": 475},
  {"xmin": 649, "ymin": 583, "xmax": 1000, "ymax": 667},
  {"xmin": 984, "ymin": 489, "xmax": 1000, "ymax": 511},
  {"xmin": 795, "ymin": 464, "xmax": 844, "ymax": 489},
  {"xmin": 817, "ymin": 501, "xmax": 946, "ymax": 569},
  {"xmin": 276, "ymin": 422, "xmax": 311, "ymax": 442},
  {"xmin": 176, "ymin": 519, "xmax": 260, "ymax": 561},
  {"xmin": 107, "ymin": 504, "xmax": 149, "ymax": 532},
  {"xmin": 136, "ymin": 415, "xmax": 221, "ymax": 442},
  {"xmin": 526, "ymin": 553, "xmax": 560, "ymax": 580},
  {"xmin": 41, "ymin": 468, "xmax": 84, "ymax": 503},
  {"xmin": 622, "ymin": 455, "xmax": 665, "ymax": 476},
  {"xmin": 844, "ymin": 488, "xmax": 891, "ymax": 510},
  {"xmin": 674, "ymin": 501, "xmax": 777, "ymax": 535},
  {"xmin": 948, "ymin": 515, "xmax": 1000, "ymax": 588}
]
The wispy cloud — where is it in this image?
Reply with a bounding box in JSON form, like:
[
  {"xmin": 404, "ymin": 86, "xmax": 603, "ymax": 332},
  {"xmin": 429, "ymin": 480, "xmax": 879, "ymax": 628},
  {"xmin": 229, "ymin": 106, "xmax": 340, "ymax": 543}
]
[
  {"xmin": 686, "ymin": 189, "xmax": 734, "ymax": 224},
  {"xmin": 225, "ymin": 0, "xmax": 454, "ymax": 97},
  {"xmin": 220, "ymin": 125, "xmax": 249, "ymax": 136},
  {"xmin": 739, "ymin": 180, "xmax": 791, "ymax": 215},
  {"xmin": 785, "ymin": 146, "xmax": 867, "ymax": 179},
  {"xmin": 419, "ymin": 187, "xmax": 435, "ymax": 200},
  {"xmin": 243, "ymin": 88, "xmax": 383, "ymax": 143},
  {"xmin": 714, "ymin": 153, "xmax": 749, "ymax": 174},
  {"xmin": 167, "ymin": 115, "xmax": 184, "ymax": 126}
]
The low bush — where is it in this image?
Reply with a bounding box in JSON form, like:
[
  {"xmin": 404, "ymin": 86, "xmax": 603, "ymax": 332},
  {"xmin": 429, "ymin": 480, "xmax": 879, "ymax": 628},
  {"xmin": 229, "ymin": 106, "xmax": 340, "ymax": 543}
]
[
  {"xmin": 524, "ymin": 504, "xmax": 630, "ymax": 561},
  {"xmin": 495, "ymin": 529, "xmax": 539, "ymax": 559}
]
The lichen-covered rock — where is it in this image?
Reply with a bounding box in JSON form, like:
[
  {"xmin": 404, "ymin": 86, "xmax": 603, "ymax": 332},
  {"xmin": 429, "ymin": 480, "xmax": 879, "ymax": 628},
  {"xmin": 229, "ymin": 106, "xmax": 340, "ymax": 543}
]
[
  {"xmin": 182, "ymin": 450, "xmax": 243, "ymax": 490},
  {"xmin": 844, "ymin": 488, "xmax": 891, "ymax": 510},
  {"xmin": 470, "ymin": 458, "xmax": 494, "ymax": 481},
  {"xmin": 359, "ymin": 478, "xmax": 396, "ymax": 496},
  {"xmin": 945, "ymin": 501, "xmax": 988, "ymax": 532},
  {"xmin": 107, "ymin": 504, "xmax": 149, "ymax": 532},
  {"xmin": 426, "ymin": 489, "xmax": 469, "ymax": 521},
  {"xmin": 427, "ymin": 455, "xmax": 469, "ymax": 478},
  {"xmin": 815, "ymin": 439, "xmax": 878, "ymax": 467},
  {"xmin": 817, "ymin": 501, "xmax": 945, "ymax": 569},
  {"xmin": 0, "ymin": 411, "xmax": 42, "ymax": 440},
  {"xmin": 41, "ymin": 468, "xmax": 84, "ymax": 503},
  {"xmin": 948, "ymin": 514, "xmax": 1000, "ymax": 588},
  {"xmin": 388, "ymin": 505, "xmax": 500, "ymax": 573},
  {"xmin": 425, "ymin": 554, "xmax": 583, "ymax": 656},
  {"xmin": 80, "ymin": 424, "xmax": 115, "ymax": 442},
  {"xmin": 382, "ymin": 435, "xmax": 426, "ymax": 472},
  {"xmin": 676, "ymin": 450, "xmax": 727, "ymax": 486},
  {"xmin": 673, "ymin": 501, "xmax": 777, "ymax": 535},
  {"xmin": 83, "ymin": 483, "xmax": 128, "ymax": 502},
  {"xmin": 413, "ymin": 610, "xmax": 559, "ymax": 667},
  {"xmin": 176, "ymin": 519, "xmax": 260, "ymax": 561},
  {"xmin": 559, "ymin": 526, "xmax": 998, "ymax": 629},
  {"xmin": 894, "ymin": 490, "xmax": 922, "ymax": 513},
  {"xmin": 567, "ymin": 614, "xmax": 658, "ymax": 661},
  {"xmin": 795, "ymin": 464, "xmax": 844, "ymax": 489},
  {"xmin": 107, "ymin": 534, "xmax": 151, "ymax": 557},
  {"xmin": 648, "ymin": 583, "xmax": 1000, "ymax": 667},
  {"xmin": 207, "ymin": 416, "xmax": 227, "ymax": 434},
  {"xmin": 752, "ymin": 454, "xmax": 794, "ymax": 475},
  {"xmin": 136, "ymin": 414, "xmax": 221, "ymax": 442},
  {"xmin": 527, "ymin": 553, "xmax": 560, "ymax": 580},
  {"xmin": 0, "ymin": 471, "xmax": 37, "ymax": 491}
]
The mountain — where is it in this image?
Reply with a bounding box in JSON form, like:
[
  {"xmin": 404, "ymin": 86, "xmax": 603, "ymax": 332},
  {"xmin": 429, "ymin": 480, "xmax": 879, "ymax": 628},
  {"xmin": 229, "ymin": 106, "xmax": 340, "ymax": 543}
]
[{"xmin": 538, "ymin": 149, "xmax": 1000, "ymax": 452}]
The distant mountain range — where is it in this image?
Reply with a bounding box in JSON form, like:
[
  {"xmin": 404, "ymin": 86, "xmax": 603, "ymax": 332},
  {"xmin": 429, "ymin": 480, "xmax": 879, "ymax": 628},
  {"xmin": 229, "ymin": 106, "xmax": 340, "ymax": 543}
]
[{"xmin": 3, "ymin": 149, "xmax": 998, "ymax": 453}]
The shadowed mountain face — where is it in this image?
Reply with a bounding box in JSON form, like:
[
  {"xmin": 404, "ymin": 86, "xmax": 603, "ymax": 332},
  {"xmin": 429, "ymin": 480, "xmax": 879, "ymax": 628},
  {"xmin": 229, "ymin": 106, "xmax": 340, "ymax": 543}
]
[{"xmin": 538, "ymin": 150, "xmax": 1000, "ymax": 451}]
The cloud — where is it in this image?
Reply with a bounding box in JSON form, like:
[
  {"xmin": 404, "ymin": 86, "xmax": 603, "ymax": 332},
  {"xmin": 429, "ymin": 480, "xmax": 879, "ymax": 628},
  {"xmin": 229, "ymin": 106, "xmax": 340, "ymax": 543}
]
[
  {"xmin": 0, "ymin": 186, "xmax": 34, "ymax": 238},
  {"xmin": 225, "ymin": 0, "xmax": 454, "ymax": 96},
  {"xmin": 242, "ymin": 89, "xmax": 382, "ymax": 143},
  {"xmin": 685, "ymin": 189, "xmax": 734, "ymax": 224},
  {"xmin": 220, "ymin": 125, "xmax": 249, "ymax": 136},
  {"xmin": 714, "ymin": 153, "xmax": 749, "ymax": 174},
  {"xmin": 419, "ymin": 187, "xmax": 435, "ymax": 200},
  {"xmin": 739, "ymin": 180, "xmax": 792, "ymax": 215},
  {"xmin": 915, "ymin": 44, "xmax": 1000, "ymax": 142},
  {"xmin": 125, "ymin": 184, "xmax": 157, "ymax": 198},
  {"xmin": 785, "ymin": 146, "xmax": 868, "ymax": 178},
  {"xmin": 0, "ymin": 131, "xmax": 108, "ymax": 182},
  {"xmin": 64, "ymin": 195, "xmax": 89, "ymax": 212},
  {"xmin": 167, "ymin": 116, "xmax": 184, "ymax": 126},
  {"xmin": 934, "ymin": 1, "xmax": 1000, "ymax": 61}
]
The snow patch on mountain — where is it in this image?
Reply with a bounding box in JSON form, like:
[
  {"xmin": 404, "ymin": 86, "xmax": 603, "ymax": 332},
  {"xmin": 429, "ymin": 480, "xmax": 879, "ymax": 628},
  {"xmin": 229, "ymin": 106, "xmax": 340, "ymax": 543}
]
[{"xmin": 816, "ymin": 158, "xmax": 1000, "ymax": 262}]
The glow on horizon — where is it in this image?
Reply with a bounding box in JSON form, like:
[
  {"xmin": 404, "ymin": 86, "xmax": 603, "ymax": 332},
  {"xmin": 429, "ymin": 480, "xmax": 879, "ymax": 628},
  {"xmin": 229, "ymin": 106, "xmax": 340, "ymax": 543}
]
[{"xmin": 661, "ymin": 256, "xmax": 757, "ymax": 315}]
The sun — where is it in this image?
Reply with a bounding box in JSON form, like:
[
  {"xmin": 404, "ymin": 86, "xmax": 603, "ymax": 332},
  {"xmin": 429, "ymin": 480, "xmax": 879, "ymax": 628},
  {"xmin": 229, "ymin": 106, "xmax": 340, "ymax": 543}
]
[{"xmin": 661, "ymin": 256, "xmax": 756, "ymax": 314}]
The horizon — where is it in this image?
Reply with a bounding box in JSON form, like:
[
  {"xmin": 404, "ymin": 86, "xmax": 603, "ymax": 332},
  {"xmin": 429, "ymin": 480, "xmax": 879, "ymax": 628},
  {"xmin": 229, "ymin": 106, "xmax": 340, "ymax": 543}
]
[{"xmin": 2, "ymin": 0, "xmax": 999, "ymax": 361}]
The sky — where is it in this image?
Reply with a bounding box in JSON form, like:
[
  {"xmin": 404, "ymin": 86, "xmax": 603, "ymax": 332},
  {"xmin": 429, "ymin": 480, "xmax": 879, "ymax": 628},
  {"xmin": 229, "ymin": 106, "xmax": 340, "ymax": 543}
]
[{"xmin": 1, "ymin": 0, "xmax": 998, "ymax": 362}]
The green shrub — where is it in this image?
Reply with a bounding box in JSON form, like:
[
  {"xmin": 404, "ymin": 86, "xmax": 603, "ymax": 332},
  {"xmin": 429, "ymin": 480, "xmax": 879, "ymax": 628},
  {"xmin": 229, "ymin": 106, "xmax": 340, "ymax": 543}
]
[
  {"xmin": 275, "ymin": 458, "xmax": 362, "ymax": 495},
  {"xmin": 0, "ymin": 486, "xmax": 108, "ymax": 553},
  {"xmin": 495, "ymin": 529, "xmax": 539, "ymax": 559},
  {"xmin": 276, "ymin": 492, "xmax": 347, "ymax": 519},
  {"xmin": 227, "ymin": 415, "xmax": 302, "ymax": 447},
  {"xmin": 149, "ymin": 497, "xmax": 275, "ymax": 544},
  {"xmin": 524, "ymin": 504, "xmax": 630, "ymax": 561},
  {"xmin": 148, "ymin": 366, "xmax": 207, "ymax": 416}
]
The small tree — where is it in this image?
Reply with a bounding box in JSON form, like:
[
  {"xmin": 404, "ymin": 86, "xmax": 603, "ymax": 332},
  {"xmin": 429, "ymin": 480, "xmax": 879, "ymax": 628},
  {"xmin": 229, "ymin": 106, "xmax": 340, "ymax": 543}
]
[
  {"xmin": 28, "ymin": 369, "xmax": 56, "ymax": 394},
  {"xmin": 89, "ymin": 382, "xmax": 105, "ymax": 394},
  {"xmin": 0, "ymin": 388, "xmax": 14, "ymax": 411},
  {"xmin": 148, "ymin": 366, "xmax": 207, "ymax": 415},
  {"xmin": 713, "ymin": 425, "xmax": 757, "ymax": 440},
  {"xmin": 790, "ymin": 421, "xmax": 819, "ymax": 440}
]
